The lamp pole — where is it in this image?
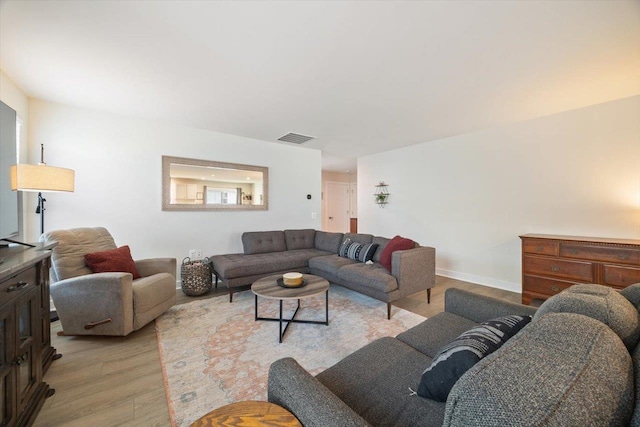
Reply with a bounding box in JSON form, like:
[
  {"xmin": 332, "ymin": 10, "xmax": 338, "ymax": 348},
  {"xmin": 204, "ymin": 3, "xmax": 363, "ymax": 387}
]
[{"xmin": 35, "ymin": 192, "xmax": 46, "ymax": 236}]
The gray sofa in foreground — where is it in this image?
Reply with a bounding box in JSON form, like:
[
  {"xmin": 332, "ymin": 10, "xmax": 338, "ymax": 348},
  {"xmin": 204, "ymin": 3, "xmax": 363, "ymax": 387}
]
[
  {"xmin": 209, "ymin": 229, "xmax": 435, "ymax": 318},
  {"xmin": 269, "ymin": 284, "xmax": 640, "ymax": 426}
]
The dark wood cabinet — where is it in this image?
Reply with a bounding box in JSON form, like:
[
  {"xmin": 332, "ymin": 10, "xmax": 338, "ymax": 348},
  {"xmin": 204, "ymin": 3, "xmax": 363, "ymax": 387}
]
[
  {"xmin": 520, "ymin": 234, "xmax": 640, "ymax": 304},
  {"xmin": 0, "ymin": 243, "xmax": 57, "ymax": 426}
]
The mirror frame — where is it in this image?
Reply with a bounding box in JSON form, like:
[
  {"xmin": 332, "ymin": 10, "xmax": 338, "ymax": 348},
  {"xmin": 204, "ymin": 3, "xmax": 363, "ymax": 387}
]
[{"xmin": 162, "ymin": 155, "xmax": 269, "ymax": 211}]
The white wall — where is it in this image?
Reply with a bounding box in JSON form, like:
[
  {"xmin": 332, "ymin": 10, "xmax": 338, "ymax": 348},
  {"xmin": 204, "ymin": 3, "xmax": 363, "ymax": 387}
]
[
  {"xmin": 27, "ymin": 100, "xmax": 322, "ymax": 269},
  {"xmin": 359, "ymin": 96, "xmax": 640, "ymax": 293}
]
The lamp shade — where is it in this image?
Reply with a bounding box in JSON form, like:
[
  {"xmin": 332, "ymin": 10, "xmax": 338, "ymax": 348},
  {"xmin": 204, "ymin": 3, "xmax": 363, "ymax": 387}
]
[{"xmin": 10, "ymin": 164, "xmax": 75, "ymax": 193}]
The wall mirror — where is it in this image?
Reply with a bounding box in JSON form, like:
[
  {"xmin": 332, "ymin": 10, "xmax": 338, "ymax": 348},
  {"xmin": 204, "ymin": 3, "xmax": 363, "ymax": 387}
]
[{"xmin": 162, "ymin": 156, "xmax": 268, "ymax": 211}]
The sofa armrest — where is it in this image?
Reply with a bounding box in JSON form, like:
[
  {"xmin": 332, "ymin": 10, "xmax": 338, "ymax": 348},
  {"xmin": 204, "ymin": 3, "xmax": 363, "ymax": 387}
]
[
  {"xmin": 391, "ymin": 246, "xmax": 436, "ymax": 294},
  {"xmin": 268, "ymin": 358, "xmax": 371, "ymax": 427},
  {"xmin": 135, "ymin": 258, "xmax": 176, "ymax": 278},
  {"xmin": 50, "ymin": 272, "xmax": 134, "ymax": 335},
  {"xmin": 445, "ymin": 288, "xmax": 537, "ymax": 323}
]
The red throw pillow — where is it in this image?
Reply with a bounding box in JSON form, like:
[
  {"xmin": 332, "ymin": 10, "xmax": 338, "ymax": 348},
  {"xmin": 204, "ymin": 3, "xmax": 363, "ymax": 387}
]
[
  {"xmin": 84, "ymin": 245, "xmax": 141, "ymax": 279},
  {"xmin": 379, "ymin": 235, "xmax": 415, "ymax": 271}
]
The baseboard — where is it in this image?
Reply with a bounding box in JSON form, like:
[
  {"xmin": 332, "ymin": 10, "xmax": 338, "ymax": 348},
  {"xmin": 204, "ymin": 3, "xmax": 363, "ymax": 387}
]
[{"xmin": 436, "ymin": 268, "xmax": 521, "ymax": 294}]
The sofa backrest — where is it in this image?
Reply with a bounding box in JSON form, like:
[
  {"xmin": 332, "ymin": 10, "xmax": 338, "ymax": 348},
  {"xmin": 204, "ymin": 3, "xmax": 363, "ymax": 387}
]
[
  {"xmin": 343, "ymin": 233, "xmax": 373, "ymax": 245},
  {"xmin": 443, "ymin": 312, "xmax": 634, "ymax": 427},
  {"xmin": 284, "ymin": 229, "xmax": 316, "ymax": 250},
  {"xmin": 242, "ymin": 231, "xmax": 286, "ymax": 254},
  {"xmin": 314, "ymin": 231, "xmax": 344, "ymax": 253}
]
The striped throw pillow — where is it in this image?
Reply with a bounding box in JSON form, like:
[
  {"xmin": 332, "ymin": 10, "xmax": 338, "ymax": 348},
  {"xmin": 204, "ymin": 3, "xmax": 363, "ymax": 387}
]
[{"xmin": 339, "ymin": 239, "xmax": 379, "ymax": 263}]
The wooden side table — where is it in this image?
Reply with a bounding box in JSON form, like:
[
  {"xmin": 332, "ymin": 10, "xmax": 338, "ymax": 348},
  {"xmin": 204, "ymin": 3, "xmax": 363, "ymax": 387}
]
[{"xmin": 191, "ymin": 401, "xmax": 302, "ymax": 426}]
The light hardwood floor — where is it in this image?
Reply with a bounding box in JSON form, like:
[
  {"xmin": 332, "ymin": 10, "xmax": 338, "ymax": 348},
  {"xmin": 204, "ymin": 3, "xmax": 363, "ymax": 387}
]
[{"xmin": 34, "ymin": 276, "xmax": 522, "ymax": 426}]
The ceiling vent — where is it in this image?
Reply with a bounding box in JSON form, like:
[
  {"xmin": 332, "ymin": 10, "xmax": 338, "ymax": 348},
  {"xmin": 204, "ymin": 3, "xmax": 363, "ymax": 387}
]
[{"xmin": 277, "ymin": 132, "xmax": 316, "ymax": 144}]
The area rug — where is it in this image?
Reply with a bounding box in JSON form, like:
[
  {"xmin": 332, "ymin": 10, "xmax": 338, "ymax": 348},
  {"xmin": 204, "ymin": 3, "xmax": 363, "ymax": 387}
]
[{"xmin": 155, "ymin": 285, "xmax": 425, "ymax": 426}]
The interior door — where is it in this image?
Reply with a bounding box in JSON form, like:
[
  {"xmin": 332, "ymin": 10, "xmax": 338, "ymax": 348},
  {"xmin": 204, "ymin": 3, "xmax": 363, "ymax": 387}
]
[
  {"xmin": 349, "ymin": 182, "xmax": 357, "ymax": 218},
  {"xmin": 325, "ymin": 182, "xmax": 349, "ymax": 233}
]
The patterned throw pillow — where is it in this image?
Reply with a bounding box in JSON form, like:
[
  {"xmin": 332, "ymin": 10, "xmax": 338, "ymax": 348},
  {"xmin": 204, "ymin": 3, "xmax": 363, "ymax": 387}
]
[
  {"xmin": 339, "ymin": 238, "xmax": 352, "ymax": 257},
  {"xmin": 338, "ymin": 239, "xmax": 379, "ymax": 263},
  {"xmin": 417, "ymin": 315, "xmax": 532, "ymax": 402}
]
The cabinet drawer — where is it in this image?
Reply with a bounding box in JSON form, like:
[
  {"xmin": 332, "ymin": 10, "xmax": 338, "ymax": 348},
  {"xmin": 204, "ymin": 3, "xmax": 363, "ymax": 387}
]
[
  {"xmin": 523, "ymin": 255, "xmax": 594, "ymax": 282},
  {"xmin": 559, "ymin": 243, "xmax": 640, "ymax": 266},
  {"xmin": 523, "ymin": 239, "xmax": 559, "ymax": 256},
  {"xmin": 0, "ymin": 267, "xmax": 36, "ymax": 304},
  {"xmin": 523, "ymin": 275, "xmax": 575, "ymax": 297},
  {"xmin": 603, "ymin": 265, "xmax": 640, "ymax": 288}
]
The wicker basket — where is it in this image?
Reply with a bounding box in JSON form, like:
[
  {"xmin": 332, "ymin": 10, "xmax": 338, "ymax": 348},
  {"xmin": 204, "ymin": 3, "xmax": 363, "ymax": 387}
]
[{"xmin": 181, "ymin": 257, "xmax": 212, "ymax": 296}]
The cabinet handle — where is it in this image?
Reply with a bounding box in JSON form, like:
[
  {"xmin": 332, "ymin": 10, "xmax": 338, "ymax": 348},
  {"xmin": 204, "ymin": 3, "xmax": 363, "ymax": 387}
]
[
  {"xmin": 569, "ymin": 249, "xmax": 579, "ymax": 255},
  {"xmin": 551, "ymin": 286, "xmax": 560, "ymax": 292},
  {"xmin": 14, "ymin": 354, "xmax": 27, "ymax": 366},
  {"xmin": 618, "ymin": 254, "xmax": 629, "ymax": 260},
  {"xmin": 550, "ymin": 265, "xmax": 560, "ymax": 272},
  {"xmin": 7, "ymin": 282, "xmax": 28, "ymax": 292},
  {"xmin": 536, "ymin": 246, "xmax": 544, "ymax": 252}
]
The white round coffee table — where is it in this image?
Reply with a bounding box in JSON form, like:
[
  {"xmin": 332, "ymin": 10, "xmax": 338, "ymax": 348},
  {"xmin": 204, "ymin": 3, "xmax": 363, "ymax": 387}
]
[{"xmin": 251, "ymin": 274, "xmax": 329, "ymax": 343}]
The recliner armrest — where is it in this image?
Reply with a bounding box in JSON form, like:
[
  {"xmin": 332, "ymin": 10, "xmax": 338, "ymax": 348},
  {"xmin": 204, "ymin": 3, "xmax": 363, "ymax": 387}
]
[
  {"xmin": 50, "ymin": 272, "xmax": 135, "ymax": 335},
  {"xmin": 268, "ymin": 358, "xmax": 371, "ymax": 427},
  {"xmin": 135, "ymin": 258, "xmax": 176, "ymax": 278}
]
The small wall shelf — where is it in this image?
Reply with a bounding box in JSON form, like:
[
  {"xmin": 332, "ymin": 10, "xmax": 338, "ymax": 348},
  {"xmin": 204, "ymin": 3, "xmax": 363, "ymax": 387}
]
[{"xmin": 374, "ymin": 182, "xmax": 390, "ymax": 207}]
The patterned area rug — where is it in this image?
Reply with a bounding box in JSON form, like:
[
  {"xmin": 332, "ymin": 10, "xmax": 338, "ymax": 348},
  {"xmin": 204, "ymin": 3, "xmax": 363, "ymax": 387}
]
[{"xmin": 155, "ymin": 285, "xmax": 426, "ymax": 426}]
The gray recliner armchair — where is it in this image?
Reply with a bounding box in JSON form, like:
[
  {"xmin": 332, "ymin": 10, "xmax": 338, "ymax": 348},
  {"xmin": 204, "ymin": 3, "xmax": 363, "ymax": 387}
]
[{"xmin": 41, "ymin": 227, "xmax": 176, "ymax": 336}]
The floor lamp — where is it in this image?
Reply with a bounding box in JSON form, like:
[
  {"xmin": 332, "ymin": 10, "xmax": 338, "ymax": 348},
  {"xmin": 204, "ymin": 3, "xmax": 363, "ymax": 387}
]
[{"xmin": 10, "ymin": 144, "xmax": 75, "ymax": 237}]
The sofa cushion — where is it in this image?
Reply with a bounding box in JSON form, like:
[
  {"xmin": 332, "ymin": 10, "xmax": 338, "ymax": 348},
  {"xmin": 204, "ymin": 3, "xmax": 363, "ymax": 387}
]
[
  {"xmin": 379, "ymin": 235, "xmax": 415, "ymax": 271},
  {"xmin": 534, "ymin": 283, "xmax": 640, "ymax": 350},
  {"xmin": 84, "ymin": 245, "xmax": 141, "ymax": 279},
  {"xmin": 242, "ymin": 231, "xmax": 286, "ymax": 255},
  {"xmin": 308, "ymin": 254, "xmax": 356, "ymax": 278},
  {"xmin": 443, "ymin": 313, "xmax": 634, "ymax": 427},
  {"xmin": 397, "ymin": 312, "xmax": 479, "ymax": 358},
  {"xmin": 284, "ymin": 229, "xmax": 316, "ymax": 250},
  {"xmin": 314, "ymin": 231, "xmax": 344, "ymax": 253},
  {"xmin": 337, "ymin": 262, "xmax": 399, "ymax": 293},
  {"xmin": 316, "ymin": 337, "xmax": 446, "ymax": 427},
  {"xmin": 418, "ymin": 315, "xmax": 532, "ymax": 402}
]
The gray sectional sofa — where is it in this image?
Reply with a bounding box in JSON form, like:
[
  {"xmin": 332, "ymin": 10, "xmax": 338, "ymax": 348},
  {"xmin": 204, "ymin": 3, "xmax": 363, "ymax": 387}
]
[
  {"xmin": 209, "ymin": 229, "xmax": 435, "ymax": 318},
  {"xmin": 268, "ymin": 284, "xmax": 640, "ymax": 426}
]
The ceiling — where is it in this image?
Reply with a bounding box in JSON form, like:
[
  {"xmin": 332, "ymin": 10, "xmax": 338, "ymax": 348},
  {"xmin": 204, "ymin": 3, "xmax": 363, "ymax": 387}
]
[{"xmin": 1, "ymin": 1, "xmax": 638, "ymax": 172}]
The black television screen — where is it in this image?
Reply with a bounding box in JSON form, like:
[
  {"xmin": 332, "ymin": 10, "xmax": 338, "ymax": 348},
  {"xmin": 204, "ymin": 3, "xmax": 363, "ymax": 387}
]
[{"xmin": 0, "ymin": 100, "xmax": 19, "ymax": 241}]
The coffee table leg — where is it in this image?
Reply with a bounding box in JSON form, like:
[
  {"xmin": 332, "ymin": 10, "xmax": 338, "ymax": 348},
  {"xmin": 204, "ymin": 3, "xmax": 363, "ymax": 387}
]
[
  {"xmin": 255, "ymin": 295, "xmax": 258, "ymax": 321},
  {"xmin": 279, "ymin": 300, "xmax": 283, "ymax": 344},
  {"xmin": 325, "ymin": 290, "xmax": 329, "ymax": 325}
]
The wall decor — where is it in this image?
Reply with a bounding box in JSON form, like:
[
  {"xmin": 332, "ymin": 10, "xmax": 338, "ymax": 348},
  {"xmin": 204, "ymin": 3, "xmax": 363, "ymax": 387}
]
[
  {"xmin": 162, "ymin": 156, "xmax": 268, "ymax": 211},
  {"xmin": 374, "ymin": 182, "xmax": 389, "ymax": 207}
]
